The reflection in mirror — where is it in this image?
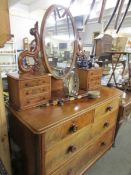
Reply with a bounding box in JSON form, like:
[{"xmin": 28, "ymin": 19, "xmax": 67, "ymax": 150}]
[{"xmin": 41, "ymin": 5, "xmax": 76, "ymax": 78}]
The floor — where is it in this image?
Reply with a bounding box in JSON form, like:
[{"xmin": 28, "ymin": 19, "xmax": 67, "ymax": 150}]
[{"xmin": 85, "ymin": 119, "xmax": 131, "ymax": 175}]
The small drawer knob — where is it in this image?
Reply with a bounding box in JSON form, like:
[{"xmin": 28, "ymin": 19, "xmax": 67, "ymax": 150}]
[
  {"xmin": 103, "ymin": 122, "xmax": 109, "ymax": 128},
  {"xmin": 106, "ymin": 106, "xmax": 112, "ymax": 112},
  {"xmin": 69, "ymin": 123, "xmax": 78, "ymax": 133},
  {"xmin": 67, "ymin": 169, "xmax": 73, "ymax": 175},
  {"xmin": 26, "ymin": 91, "xmax": 29, "ymax": 95},
  {"xmin": 101, "ymin": 142, "xmax": 106, "ymax": 146},
  {"xmin": 67, "ymin": 145, "xmax": 76, "ymax": 153},
  {"xmin": 25, "ymin": 83, "xmax": 28, "ymax": 87}
]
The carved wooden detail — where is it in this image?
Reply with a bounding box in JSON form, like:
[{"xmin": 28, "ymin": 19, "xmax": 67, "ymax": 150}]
[{"xmin": 18, "ymin": 22, "xmax": 40, "ymax": 73}]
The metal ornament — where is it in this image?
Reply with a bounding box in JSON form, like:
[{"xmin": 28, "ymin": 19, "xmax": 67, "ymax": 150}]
[{"xmin": 64, "ymin": 70, "xmax": 79, "ymax": 97}]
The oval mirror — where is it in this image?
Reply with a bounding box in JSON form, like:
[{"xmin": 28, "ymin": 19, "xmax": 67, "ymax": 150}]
[{"xmin": 40, "ymin": 5, "xmax": 77, "ymax": 79}]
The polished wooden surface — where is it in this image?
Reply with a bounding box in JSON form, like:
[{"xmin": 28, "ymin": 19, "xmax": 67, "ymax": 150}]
[
  {"xmin": 9, "ymin": 87, "xmax": 122, "ymax": 175},
  {"xmin": 9, "ymin": 86, "xmax": 121, "ymax": 133},
  {"xmin": 7, "ymin": 73, "xmax": 51, "ymax": 110},
  {"xmin": 0, "ymin": 0, "xmax": 11, "ymax": 47}
]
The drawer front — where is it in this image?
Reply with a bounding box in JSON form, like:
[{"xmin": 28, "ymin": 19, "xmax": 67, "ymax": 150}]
[
  {"xmin": 45, "ymin": 125, "xmax": 92, "ymax": 174},
  {"xmin": 21, "ymin": 92, "xmax": 50, "ymax": 107},
  {"xmin": 87, "ymin": 80, "xmax": 101, "ymax": 90},
  {"xmin": 87, "ymin": 69, "xmax": 102, "ymax": 77},
  {"xmin": 52, "ymin": 127, "xmax": 114, "ymax": 175},
  {"xmin": 45, "ymin": 110, "xmax": 93, "ymax": 151},
  {"xmin": 92, "ymin": 110, "xmax": 118, "ymax": 138},
  {"xmin": 20, "ymin": 76, "xmax": 50, "ymax": 88},
  {"xmin": 22, "ymin": 85, "xmax": 50, "ymax": 97},
  {"xmin": 94, "ymin": 98, "xmax": 120, "ymax": 121},
  {"xmin": 88, "ymin": 76, "xmax": 101, "ymax": 82}
]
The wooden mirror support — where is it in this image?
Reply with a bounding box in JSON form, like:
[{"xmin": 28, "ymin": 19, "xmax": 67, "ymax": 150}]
[
  {"xmin": 40, "ymin": 5, "xmax": 77, "ymax": 79},
  {"xmin": 18, "ymin": 22, "xmax": 40, "ymax": 73}
]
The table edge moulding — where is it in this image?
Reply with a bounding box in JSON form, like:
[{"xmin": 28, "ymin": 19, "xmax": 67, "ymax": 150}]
[{"xmin": 8, "ymin": 86, "xmax": 122, "ymax": 134}]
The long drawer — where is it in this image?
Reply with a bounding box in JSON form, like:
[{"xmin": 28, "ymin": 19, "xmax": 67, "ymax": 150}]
[
  {"xmin": 45, "ymin": 110, "xmax": 93, "ymax": 151},
  {"xmin": 45, "ymin": 125, "xmax": 92, "ymax": 174},
  {"xmin": 94, "ymin": 98, "xmax": 120, "ymax": 121},
  {"xmin": 52, "ymin": 127, "xmax": 115, "ymax": 175}
]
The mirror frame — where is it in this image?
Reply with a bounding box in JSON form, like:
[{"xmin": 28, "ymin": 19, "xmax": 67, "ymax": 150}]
[{"xmin": 40, "ymin": 4, "xmax": 77, "ymax": 79}]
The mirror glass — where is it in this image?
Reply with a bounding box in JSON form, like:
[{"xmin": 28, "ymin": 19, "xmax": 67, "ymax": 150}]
[{"xmin": 41, "ymin": 5, "xmax": 76, "ymax": 78}]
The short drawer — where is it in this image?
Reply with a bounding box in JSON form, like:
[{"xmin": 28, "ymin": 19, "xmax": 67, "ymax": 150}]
[
  {"xmin": 45, "ymin": 125, "xmax": 92, "ymax": 174},
  {"xmin": 20, "ymin": 76, "xmax": 50, "ymax": 88},
  {"xmin": 45, "ymin": 110, "xmax": 93, "ymax": 150},
  {"xmin": 88, "ymin": 69, "xmax": 103, "ymax": 77},
  {"xmin": 21, "ymin": 92, "xmax": 50, "ymax": 107},
  {"xmin": 94, "ymin": 98, "xmax": 120, "ymax": 121},
  {"xmin": 52, "ymin": 127, "xmax": 114, "ymax": 175},
  {"xmin": 22, "ymin": 85, "xmax": 50, "ymax": 97},
  {"xmin": 92, "ymin": 110, "xmax": 118, "ymax": 138}
]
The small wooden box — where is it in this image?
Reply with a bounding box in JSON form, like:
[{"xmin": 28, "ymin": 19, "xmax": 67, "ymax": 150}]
[
  {"xmin": 95, "ymin": 34, "xmax": 112, "ymax": 57},
  {"xmin": 7, "ymin": 73, "xmax": 51, "ymax": 110},
  {"xmin": 77, "ymin": 68, "xmax": 103, "ymax": 91}
]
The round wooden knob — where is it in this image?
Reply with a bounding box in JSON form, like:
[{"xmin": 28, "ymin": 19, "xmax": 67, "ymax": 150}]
[
  {"xmin": 67, "ymin": 169, "xmax": 73, "ymax": 175},
  {"xmin": 101, "ymin": 142, "xmax": 106, "ymax": 146},
  {"xmin": 67, "ymin": 145, "xmax": 76, "ymax": 153},
  {"xmin": 25, "ymin": 83, "xmax": 29, "ymax": 87},
  {"xmin": 26, "ymin": 91, "xmax": 29, "ymax": 95},
  {"xmin": 103, "ymin": 122, "xmax": 109, "ymax": 128},
  {"xmin": 106, "ymin": 106, "xmax": 112, "ymax": 112},
  {"xmin": 69, "ymin": 123, "xmax": 78, "ymax": 133}
]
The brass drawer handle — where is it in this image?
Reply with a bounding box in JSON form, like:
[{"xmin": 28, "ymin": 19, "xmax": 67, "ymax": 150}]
[
  {"xmin": 103, "ymin": 122, "xmax": 109, "ymax": 128},
  {"xmin": 69, "ymin": 123, "xmax": 78, "ymax": 133},
  {"xmin": 67, "ymin": 145, "xmax": 76, "ymax": 153},
  {"xmin": 106, "ymin": 106, "xmax": 112, "ymax": 112},
  {"xmin": 101, "ymin": 142, "xmax": 106, "ymax": 146}
]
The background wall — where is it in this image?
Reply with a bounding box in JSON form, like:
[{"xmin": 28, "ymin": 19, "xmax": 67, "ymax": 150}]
[{"xmin": 10, "ymin": 15, "xmax": 36, "ymax": 50}]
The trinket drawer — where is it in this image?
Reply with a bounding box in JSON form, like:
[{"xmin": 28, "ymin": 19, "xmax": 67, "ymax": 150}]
[
  {"xmin": 8, "ymin": 87, "xmax": 122, "ymax": 175},
  {"xmin": 7, "ymin": 73, "xmax": 51, "ymax": 110}
]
